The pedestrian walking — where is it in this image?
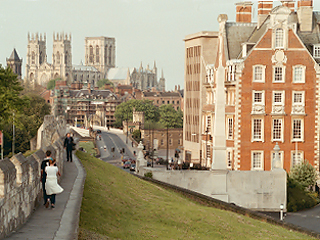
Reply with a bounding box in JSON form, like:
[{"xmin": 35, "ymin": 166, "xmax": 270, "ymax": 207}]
[
  {"xmin": 45, "ymin": 158, "xmax": 63, "ymax": 209},
  {"xmin": 64, "ymin": 133, "xmax": 74, "ymax": 162},
  {"xmin": 41, "ymin": 150, "xmax": 54, "ymax": 206}
]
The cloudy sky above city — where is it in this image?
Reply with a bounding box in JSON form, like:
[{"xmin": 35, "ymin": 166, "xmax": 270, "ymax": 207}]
[{"xmin": 1, "ymin": 0, "xmax": 320, "ymax": 90}]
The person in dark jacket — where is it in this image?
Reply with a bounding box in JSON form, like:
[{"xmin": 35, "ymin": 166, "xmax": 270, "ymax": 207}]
[
  {"xmin": 64, "ymin": 133, "xmax": 74, "ymax": 162},
  {"xmin": 41, "ymin": 150, "xmax": 54, "ymax": 205}
]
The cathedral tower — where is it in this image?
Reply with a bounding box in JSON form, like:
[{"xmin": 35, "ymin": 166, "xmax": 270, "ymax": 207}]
[
  {"xmin": 6, "ymin": 48, "xmax": 22, "ymax": 79},
  {"xmin": 25, "ymin": 32, "xmax": 46, "ymax": 84},
  {"xmin": 85, "ymin": 36, "xmax": 116, "ymax": 77},
  {"xmin": 52, "ymin": 32, "xmax": 72, "ymax": 82}
]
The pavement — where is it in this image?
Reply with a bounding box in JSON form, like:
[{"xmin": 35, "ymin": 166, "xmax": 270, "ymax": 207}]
[
  {"xmin": 284, "ymin": 204, "xmax": 320, "ymax": 234},
  {"xmin": 5, "ymin": 153, "xmax": 86, "ymax": 240}
]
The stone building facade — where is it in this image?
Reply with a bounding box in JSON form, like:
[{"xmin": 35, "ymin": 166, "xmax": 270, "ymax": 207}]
[
  {"xmin": 6, "ymin": 48, "xmax": 22, "ymax": 78},
  {"xmin": 84, "ymin": 36, "xmax": 116, "ymax": 76},
  {"xmin": 130, "ymin": 62, "xmax": 165, "ymax": 91},
  {"xmin": 25, "ymin": 32, "xmax": 73, "ymax": 87},
  {"xmin": 184, "ymin": 0, "xmax": 320, "ymax": 172}
]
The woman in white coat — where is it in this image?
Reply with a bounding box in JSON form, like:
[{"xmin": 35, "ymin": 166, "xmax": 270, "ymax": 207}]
[{"xmin": 45, "ymin": 158, "xmax": 64, "ymax": 209}]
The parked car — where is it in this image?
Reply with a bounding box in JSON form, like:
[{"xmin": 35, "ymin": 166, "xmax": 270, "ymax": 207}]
[
  {"xmin": 123, "ymin": 161, "xmax": 131, "ymax": 169},
  {"xmin": 130, "ymin": 164, "xmax": 136, "ymax": 171},
  {"xmin": 97, "ymin": 130, "xmax": 101, "ymax": 133}
]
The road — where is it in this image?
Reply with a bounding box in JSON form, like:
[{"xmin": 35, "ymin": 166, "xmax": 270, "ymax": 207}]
[
  {"xmin": 284, "ymin": 204, "xmax": 320, "ymax": 234},
  {"xmin": 94, "ymin": 127, "xmax": 138, "ymax": 172}
]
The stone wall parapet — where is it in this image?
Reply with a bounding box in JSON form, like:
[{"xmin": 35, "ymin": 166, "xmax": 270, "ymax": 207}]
[{"xmin": 0, "ymin": 115, "xmax": 67, "ymax": 239}]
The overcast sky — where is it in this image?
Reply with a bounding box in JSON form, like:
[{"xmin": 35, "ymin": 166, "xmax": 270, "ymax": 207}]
[{"xmin": 1, "ymin": 0, "xmax": 320, "ymax": 91}]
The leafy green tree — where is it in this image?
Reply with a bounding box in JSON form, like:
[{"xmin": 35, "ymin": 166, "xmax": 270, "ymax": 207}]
[
  {"xmin": 132, "ymin": 130, "xmax": 141, "ymax": 142},
  {"xmin": 47, "ymin": 78, "xmax": 57, "ymax": 90},
  {"xmin": 97, "ymin": 79, "xmax": 114, "ymax": 89},
  {"xmin": 114, "ymin": 100, "xmax": 160, "ymax": 127},
  {"xmin": 159, "ymin": 104, "xmax": 183, "ymax": 128},
  {"xmin": 2, "ymin": 93, "xmax": 51, "ymax": 156},
  {"xmin": 290, "ymin": 160, "xmax": 318, "ymax": 189},
  {"xmin": 0, "ymin": 65, "xmax": 26, "ymax": 124}
]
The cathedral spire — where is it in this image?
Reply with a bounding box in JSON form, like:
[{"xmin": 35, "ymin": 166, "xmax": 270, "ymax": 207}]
[{"xmin": 153, "ymin": 60, "xmax": 156, "ymax": 69}]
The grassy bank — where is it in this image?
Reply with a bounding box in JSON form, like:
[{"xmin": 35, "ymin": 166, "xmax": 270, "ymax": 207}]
[{"xmin": 77, "ymin": 150, "xmax": 314, "ymax": 240}]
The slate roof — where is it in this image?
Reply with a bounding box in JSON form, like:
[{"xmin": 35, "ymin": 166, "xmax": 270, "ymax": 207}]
[
  {"xmin": 8, "ymin": 48, "xmax": 21, "ymax": 61},
  {"xmin": 142, "ymin": 91, "xmax": 181, "ymax": 98},
  {"xmin": 225, "ymin": 22, "xmax": 256, "ymax": 59},
  {"xmin": 70, "ymin": 89, "xmax": 115, "ymax": 99},
  {"xmin": 73, "ymin": 65, "xmax": 99, "ymax": 72},
  {"xmin": 106, "ymin": 67, "xmax": 134, "ymax": 80}
]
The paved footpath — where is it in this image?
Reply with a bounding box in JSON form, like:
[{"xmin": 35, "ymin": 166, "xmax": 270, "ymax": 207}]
[{"xmin": 5, "ymin": 153, "xmax": 86, "ymax": 240}]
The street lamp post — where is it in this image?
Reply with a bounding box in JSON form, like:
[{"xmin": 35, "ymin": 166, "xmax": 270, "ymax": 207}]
[
  {"xmin": 151, "ymin": 126, "xmax": 154, "ymax": 168},
  {"xmin": 205, "ymin": 127, "xmax": 209, "ymax": 168},
  {"xmin": 166, "ymin": 124, "xmax": 169, "ymax": 170},
  {"xmin": 126, "ymin": 110, "xmax": 129, "ymax": 144}
]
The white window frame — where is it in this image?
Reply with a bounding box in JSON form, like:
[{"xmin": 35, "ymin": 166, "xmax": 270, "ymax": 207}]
[
  {"xmin": 253, "ymin": 90, "xmax": 265, "ymax": 105},
  {"xmin": 275, "ymin": 28, "xmax": 284, "ymax": 49},
  {"xmin": 292, "ymin": 118, "xmax": 304, "ymax": 142},
  {"xmin": 272, "ymin": 118, "xmax": 284, "ymax": 142},
  {"xmin": 252, "ymin": 117, "xmax": 264, "ymax": 142},
  {"xmin": 272, "ymin": 90, "xmax": 285, "ymax": 105},
  {"xmin": 292, "ymin": 65, "xmax": 306, "ymax": 83},
  {"xmin": 292, "ymin": 91, "xmax": 305, "ymax": 106},
  {"xmin": 226, "ymin": 117, "xmax": 233, "ymax": 140},
  {"xmin": 291, "ymin": 151, "xmax": 304, "ymax": 168},
  {"xmin": 252, "ymin": 65, "xmax": 266, "ymax": 83},
  {"xmin": 271, "ymin": 150, "xmax": 284, "ymax": 170},
  {"xmin": 314, "ymin": 45, "xmax": 320, "ymax": 58},
  {"xmin": 251, "ymin": 151, "xmax": 264, "ymax": 171},
  {"xmin": 273, "ymin": 66, "xmax": 286, "ymax": 83}
]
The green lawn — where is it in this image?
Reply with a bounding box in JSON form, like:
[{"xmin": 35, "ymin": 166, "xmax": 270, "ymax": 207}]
[
  {"xmin": 79, "ymin": 141, "xmax": 97, "ymax": 156},
  {"xmin": 76, "ymin": 150, "xmax": 315, "ymax": 240}
]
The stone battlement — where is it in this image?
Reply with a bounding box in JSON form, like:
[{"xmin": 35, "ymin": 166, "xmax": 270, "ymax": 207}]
[{"xmin": 0, "ymin": 115, "xmax": 67, "ymax": 239}]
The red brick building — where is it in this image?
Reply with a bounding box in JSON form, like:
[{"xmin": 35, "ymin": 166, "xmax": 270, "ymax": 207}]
[{"xmin": 185, "ymin": 0, "xmax": 320, "ymax": 172}]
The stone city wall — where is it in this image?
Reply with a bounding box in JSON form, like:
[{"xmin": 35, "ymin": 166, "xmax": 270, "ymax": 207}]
[
  {"xmin": 0, "ymin": 115, "xmax": 67, "ymax": 239},
  {"xmin": 141, "ymin": 168, "xmax": 287, "ymax": 212}
]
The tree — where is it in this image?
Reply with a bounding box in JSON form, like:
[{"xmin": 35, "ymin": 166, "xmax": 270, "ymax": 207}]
[
  {"xmin": 114, "ymin": 100, "xmax": 160, "ymax": 127},
  {"xmin": 97, "ymin": 79, "xmax": 114, "ymax": 89},
  {"xmin": 0, "ymin": 65, "xmax": 26, "ymax": 124},
  {"xmin": 47, "ymin": 77, "xmax": 61, "ymax": 90},
  {"xmin": 159, "ymin": 104, "xmax": 183, "ymax": 128},
  {"xmin": 2, "ymin": 93, "xmax": 51, "ymax": 157},
  {"xmin": 290, "ymin": 160, "xmax": 318, "ymax": 189}
]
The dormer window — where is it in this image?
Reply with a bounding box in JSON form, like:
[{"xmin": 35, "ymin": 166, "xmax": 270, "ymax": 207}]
[
  {"xmin": 275, "ymin": 28, "xmax": 284, "ymax": 48},
  {"xmin": 314, "ymin": 45, "xmax": 320, "ymax": 58}
]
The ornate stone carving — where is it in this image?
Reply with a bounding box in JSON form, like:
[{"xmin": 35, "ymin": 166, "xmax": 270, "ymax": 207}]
[
  {"xmin": 272, "ymin": 104, "xmax": 285, "ymax": 114},
  {"xmin": 272, "ymin": 50, "xmax": 287, "ymax": 65},
  {"xmin": 251, "ymin": 104, "xmax": 265, "ymax": 115},
  {"xmin": 291, "ymin": 105, "xmax": 305, "ymax": 115}
]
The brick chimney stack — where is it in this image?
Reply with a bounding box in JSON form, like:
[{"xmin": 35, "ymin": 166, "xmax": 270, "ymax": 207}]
[
  {"xmin": 257, "ymin": 1, "xmax": 273, "ymax": 29},
  {"xmin": 297, "ymin": 0, "xmax": 313, "ymax": 32},
  {"xmin": 281, "ymin": 1, "xmax": 295, "ymax": 12},
  {"xmin": 235, "ymin": 2, "xmax": 253, "ymax": 23}
]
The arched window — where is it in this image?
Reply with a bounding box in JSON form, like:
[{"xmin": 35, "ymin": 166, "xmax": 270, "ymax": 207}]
[
  {"xmin": 89, "ymin": 45, "xmax": 94, "ymax": 63},
  {"xmin": 275, "ymin": 28, "xmax": 284, "ymax": 48},
  {"xmin": 31, "ymin": 51, "xmax": 35, "ymax": 64},
  {"xmin": 56, "ymin": 51, "xmax": 60, "ymax": 64},
  {"xmin": 96, "ymin": 45, "xmax": 99, "ymax": 63}
]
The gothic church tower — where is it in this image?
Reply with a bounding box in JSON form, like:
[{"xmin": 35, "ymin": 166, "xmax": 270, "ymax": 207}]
[
  {"xmin": 25, "ymin": 32, "xmax": 46, "ymax": 85},
  {"xmin": 7, "ymin": 48, "xmax": 22, "ymax": 79},
  {"xmin": 52, "ymin": 32, "xmax": 72, "ymax": 82},
  {"xmin": 85, "ymin": 37, "xmax": 116, "ymax": 77}
]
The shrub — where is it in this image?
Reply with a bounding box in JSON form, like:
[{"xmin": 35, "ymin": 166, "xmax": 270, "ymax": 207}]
[
  {"xmin": 287, "ymin": 175, "xmax": 319, "ymax": 212},
  {"xmin": 144, "ymin": 172, "xmax": 153, "ymax": 178},
  {"xmin": 132, "ymin": 130, "xmax": 141, "ymax": 142},
  {"xmin": 290, "ymin": 160, "xmax": 317, "ymax": 189}
]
